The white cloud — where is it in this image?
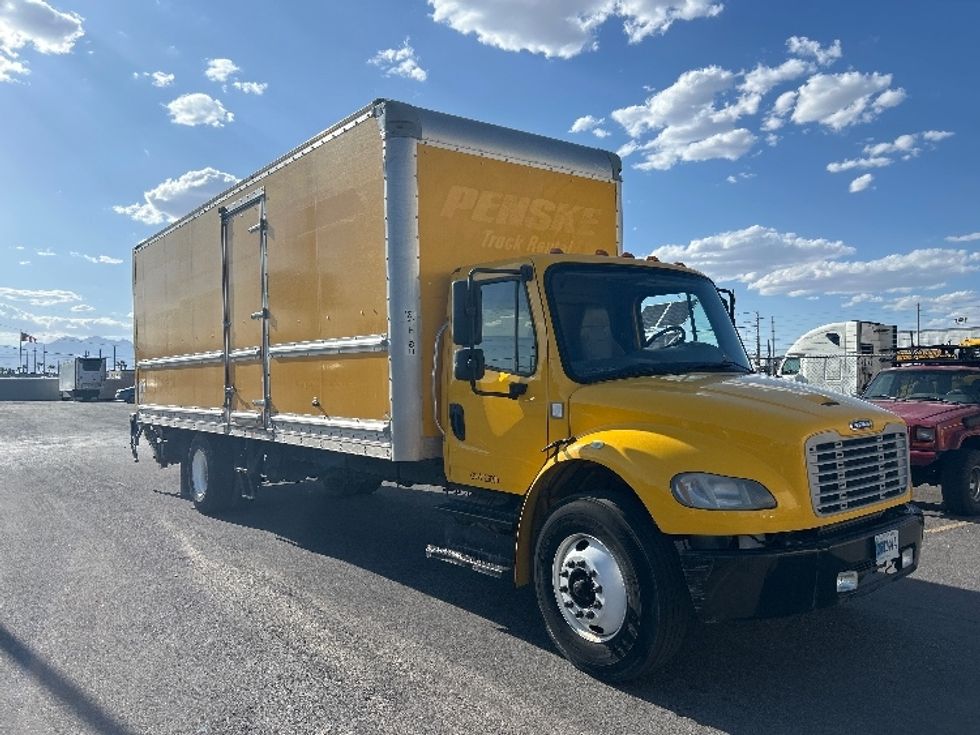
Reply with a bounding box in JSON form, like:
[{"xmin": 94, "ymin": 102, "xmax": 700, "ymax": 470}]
[
  {"xmin": 569, "ymin": 114, "xmax": 611, "ymax": 138},
  {"xmin": 232, "ymin": 80, "xmax": 267, "ymax": 95},
  {"xmin": 368, "ymin": 39, "xmax": 427, "ymax": 81},
  {"xmin": 741, "ymin": 58, "xmax": 812, "ymax": 97},
  {"xmin": 826, "ymin": 156, "xmax": 891, "ymax": 173},
  {"xmin": 725, "ymin": 171, "xmax": 755, "ymax": 184},
  {"xmin": 842, "ymin": 293, "xmax": 884, "ymax": 308},
  {"xmin": 0, "ymin": 302, "xmax": 131, "ymax": 339},
  {"xmin": 0, "ymin": 52, "xmax": 29, "ymax": 82},
  {"xmin": 0, "ymin": 0, "xmax": 84, "ymax": 55},
  {"xmin": 791, "ymin": 72, "xmax": 905, "ymax": 130},
  {"xmin": 69, "ymin": 252, "xmax": 122, "ymax": 265},
  {"xmin": 849, "ymin": 173, "xmax": 874, "ymax": 193},
  {"xmin": 827, "ymin": 130, "xmax": 953, "ymax": 183},
  {"xmin": 613, "ymin": 66, "xmax": 735, "ymax": 137},
  {"xmin": 570, "ymin": 114, "xmax": 604, "ymax": 133},
  {"xmin": 650, "ymin": 225, "xmax": 856, "ymax": 283},
  {"xmin": 786, "ymin": 36, "xmax": 841, "ymax": 66},
  {"xmin": 204, "ymin": 57, "xmax": 239, "ymax": 82},
  {"xmin": 428, "ymin": 0, "xmax": 723, "ymax": 59},
  {"xmin": 113, "ymin": 167, "xmax": 239, "ymax": 226},
  {"xmin": 18, "ymin": 260, "xmax": 30, "ymax": 266},
  {"xmin": 0, "ymin": 0, "xmax": 84, "ymax": 82},
  {"xmin": 751, "ymin": 248, "xmax": 980, "ymax": 296},
  {"xmin": 165, "ymin": 93, "xmax": 234, "ymax": 127},
  {"xmin": 0, "ymin": 286, "xmax": 81, "ymax": 306},
  {"xmin": 70, "ymin": 303, "xmax": 95, "ymax": 312},
  {"xmin": 946, "ymin": 232, "xmax": 980, "ymax": 243},
  {"xmin": 134, "ymin": 70, "xmax": 175, "ymax": 87},
  {"xmin": 35, "ymin": 248, "xmax": 55, "ymax": 256}
]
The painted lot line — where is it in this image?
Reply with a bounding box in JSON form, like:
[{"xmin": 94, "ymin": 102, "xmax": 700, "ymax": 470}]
[{"xmin": 925, "ymin": 520, "xmax": 972, "ymax": 534}]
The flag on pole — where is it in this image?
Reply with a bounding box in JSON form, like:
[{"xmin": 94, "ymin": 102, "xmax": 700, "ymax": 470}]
[{"xmin": 20, "ymin": 331, "xmax": 37, "ymax": 343}]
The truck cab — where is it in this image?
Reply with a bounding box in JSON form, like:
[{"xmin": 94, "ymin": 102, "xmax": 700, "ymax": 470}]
[{"xmin": 442, "ymin": 252, "xmax": 922, "ymax": 678}]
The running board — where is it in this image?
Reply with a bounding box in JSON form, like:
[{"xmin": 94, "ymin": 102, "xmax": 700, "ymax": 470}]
[{"xmin": 425, "ymin": 545, "xmax": 509, "ymax": 578}]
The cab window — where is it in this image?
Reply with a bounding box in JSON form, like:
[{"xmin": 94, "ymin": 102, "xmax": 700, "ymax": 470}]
[{"xmin": 478, "ymin": 279, "xmax": 537, "ymax": 376}]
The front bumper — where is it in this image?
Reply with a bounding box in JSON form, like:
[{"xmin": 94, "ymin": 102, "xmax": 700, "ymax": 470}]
[{"xmin": 678, "ymin": 503, "xmax": 924, "ymax": 622}]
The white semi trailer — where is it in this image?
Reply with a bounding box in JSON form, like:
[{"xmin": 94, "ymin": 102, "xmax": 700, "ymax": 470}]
[
  {"xmin": 778, "ymin": 321, "xmax": 897, "ymax": 396},
  {"xmin": 59, "ymin": 356, "xmax": 107, "ymax": 400}
]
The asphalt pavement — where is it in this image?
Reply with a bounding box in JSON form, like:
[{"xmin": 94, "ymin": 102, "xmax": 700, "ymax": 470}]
[{"xmin": 0, "ymin": 402, "xmax": 977, "ymax": 734}]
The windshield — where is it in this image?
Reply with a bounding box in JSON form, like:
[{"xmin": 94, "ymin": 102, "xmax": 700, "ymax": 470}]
[
  {"xmin": 545, "ymin": 263, "xmax": 752, "ymax": 383},
  {"xmin": 864, "ymin": 369, "xmax": 980, "ymax": 404}
]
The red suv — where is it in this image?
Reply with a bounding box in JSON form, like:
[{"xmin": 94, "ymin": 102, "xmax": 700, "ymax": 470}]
[{"xmin": 863, "ymin": 361, "xmax": 980, "ymax": 515}]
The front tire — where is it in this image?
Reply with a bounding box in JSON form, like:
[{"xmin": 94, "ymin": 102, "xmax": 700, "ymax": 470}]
[
  {"xmin": 182, "ymin": 435, "xmax": 235, "ymax": 515},
  {"xmin": 533, "ymin": 493, "xmax": 689, "ymax": 682},
  {"xmin": 941, "ymin": 449, "xmax": 980, "ymax": 516}
]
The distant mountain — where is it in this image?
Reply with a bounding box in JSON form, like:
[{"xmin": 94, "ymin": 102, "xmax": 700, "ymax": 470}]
[{"xmin": 0, "ymin": 336, "xmax": 134, "ymax": 373}]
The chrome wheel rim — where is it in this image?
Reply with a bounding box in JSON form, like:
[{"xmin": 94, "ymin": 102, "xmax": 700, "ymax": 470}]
[
  {"xmin": 552, "ymin": 533, "xmax": 628, "ymax": 643},
  {"xmin": 190, "ymin": 448, "xmax": 208, "ymax": 503},
  {"xmin": 969, "ymin": 465, "xmax": 980, "ymax": 502}
]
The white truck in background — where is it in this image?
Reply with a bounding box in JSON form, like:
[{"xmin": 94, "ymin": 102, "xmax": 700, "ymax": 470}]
[
  {"xmin": 59, "ymin": 356, "xmax": 107, "ymax": 400},
  {"xmin": 778, "ymin": 321, "xmax": 897, "ymax": 396}
]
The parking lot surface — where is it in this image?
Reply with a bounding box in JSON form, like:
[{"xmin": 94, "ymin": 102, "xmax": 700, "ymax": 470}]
[{"xmin": 1, "ymin": 402, "xmax": 977, "ymax": 734}]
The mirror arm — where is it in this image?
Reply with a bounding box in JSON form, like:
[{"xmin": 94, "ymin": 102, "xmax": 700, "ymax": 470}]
[{"xmin": 469, "ymin": 379, "xmax": 527, "ymax": 400}]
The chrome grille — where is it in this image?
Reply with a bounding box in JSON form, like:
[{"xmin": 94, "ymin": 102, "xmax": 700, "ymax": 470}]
[{"xmin": 805, "ymin": 426, "xmax": 910, "ymax": 516}]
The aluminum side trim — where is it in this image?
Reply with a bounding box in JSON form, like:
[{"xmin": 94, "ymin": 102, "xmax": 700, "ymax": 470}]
[{"xmin": 269, "ymin": 334, "xmax": 389, "ymax": 359}]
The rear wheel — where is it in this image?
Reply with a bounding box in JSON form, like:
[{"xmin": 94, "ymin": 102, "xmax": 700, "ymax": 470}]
[
  {"xmin": 533, "ymin": 493, "xmax": 689, "ymax": 682},
  {"xmin": 941, "ymin": 449, "xmax": 980, "ymax": 516},
  {"xmin": 182, "ymin": 435, "xmax": 235, "ymax": 515}
]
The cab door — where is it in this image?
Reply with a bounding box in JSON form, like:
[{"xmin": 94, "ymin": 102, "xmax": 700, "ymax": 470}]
[{"xmin": 444, "ymin": 272, "xmax": 550, "ymax": 494}]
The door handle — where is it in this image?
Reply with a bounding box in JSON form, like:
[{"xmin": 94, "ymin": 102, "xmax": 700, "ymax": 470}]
[{"xmin": 250, "ymin": 308, "xmax": 268, "ymax": 320}]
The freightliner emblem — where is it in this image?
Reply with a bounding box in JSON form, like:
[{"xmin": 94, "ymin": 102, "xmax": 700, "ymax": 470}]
[{"xmin": 849, "ymin": 419, "xmax": 874, "ymax": 431}]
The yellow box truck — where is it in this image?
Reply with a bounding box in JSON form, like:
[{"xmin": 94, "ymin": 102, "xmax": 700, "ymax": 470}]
[{"xmin": 131, "ymin": 99, "xmax": 923, "ymax": 681}]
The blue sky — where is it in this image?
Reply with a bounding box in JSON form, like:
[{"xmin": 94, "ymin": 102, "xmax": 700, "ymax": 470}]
[{"xmin": 2, "ymin": 0, "xmax": 978, "ymax": 356}]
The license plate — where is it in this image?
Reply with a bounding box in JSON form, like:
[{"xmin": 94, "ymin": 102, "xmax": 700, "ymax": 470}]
[{"xmin": 874, "ymin": 529, "xmax": 900, "ymax": 566}]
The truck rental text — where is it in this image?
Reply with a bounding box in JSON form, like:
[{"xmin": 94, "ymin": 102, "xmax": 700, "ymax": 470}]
[{"xmin": 130, "ymin": 99, "xmax": 924, "ymax": 681}]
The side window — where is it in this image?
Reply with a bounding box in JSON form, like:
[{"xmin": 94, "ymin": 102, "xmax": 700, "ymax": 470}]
[{"xmin": 479, "ymin": 279, "xmax": 537, "ymax": 375}]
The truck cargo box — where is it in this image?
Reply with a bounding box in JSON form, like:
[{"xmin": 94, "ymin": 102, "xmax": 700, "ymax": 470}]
[{"xmin": 134, "ymin": 99, "xmax": 622, "ymax": 462}]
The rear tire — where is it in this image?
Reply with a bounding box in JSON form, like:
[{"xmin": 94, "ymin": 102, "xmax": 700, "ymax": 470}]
[
  {"xmin": 182, "ymin": 435, "xmax": 235, "ymax": 515},
  {"xmin": 941, "ymin": 449, "xmax": 980, "ymax": 516},
  {"xmin": 533, "ymin": 493, "xmax": 689, "ymax": 682}
]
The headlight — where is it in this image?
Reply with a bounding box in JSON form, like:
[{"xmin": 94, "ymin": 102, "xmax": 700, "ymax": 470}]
[
  {"xmin": 914, "ymin": 426, "xmax": 936, "ymax": 442},
  {"xmin": 670, "ymin": 473, "xmax": 777, "ymax": 510}
]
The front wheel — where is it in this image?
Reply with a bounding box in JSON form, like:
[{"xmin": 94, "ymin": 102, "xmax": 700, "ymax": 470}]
[
  {"xmin": 533, "ymin": 494, "xmax": 689, "ymax": 682},
  {"xmin": 941, "ymin": 449, "xmax": 980, "ymax": 516}
]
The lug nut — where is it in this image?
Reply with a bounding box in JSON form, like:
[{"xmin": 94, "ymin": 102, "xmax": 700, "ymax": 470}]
[
  {"xmin": 576, "ymin": 560, "xmax": 587, "ymax": 568},
  {"xmin": 559, "ymin": 585, "xmax": 568, "ymax": 593},
  {"xmin": 559, "ymin": 570, "xmax": 569, "ymax": 578},
  {"xmin": 564, "ymin": 601, "xmax": 574, "ymax": 608},
  {"xmin": 585, "ymin": 611, "xmax": 596, "ymax": 620},
  {"xmin": 593, "ymin": 601, "xmax": 602, "ymax": 610},
  {"xmin": 574, "ymin": 611, "xmax": 584, "ymax": 618},
  {"xmin": 566, "ymin": 561, "xmax": 576, "ymax": 569}
]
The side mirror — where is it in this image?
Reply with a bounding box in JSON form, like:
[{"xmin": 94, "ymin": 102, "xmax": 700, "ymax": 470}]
[
  {"xmin": 717, "ymin": 288, "xmax": 736, "ymax": 323},
  {"xmin": 454, "ymin": 347, "xmax": 486, "ymax": 382},
  {"xmin": 451, "ymin": 279, "xmax": 482, "ymax": 346}
]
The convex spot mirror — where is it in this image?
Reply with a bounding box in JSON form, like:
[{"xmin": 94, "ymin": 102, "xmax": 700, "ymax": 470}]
[
  {"xmin": 451, "ymin": 279, "xmax": 482, "ymax": 347},
  {"xmin": 453, "ymin": 347, "xmax": 486, "ymax": 382}
]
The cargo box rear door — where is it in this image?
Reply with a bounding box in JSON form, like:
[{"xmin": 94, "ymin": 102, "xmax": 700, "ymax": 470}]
[{"xmin": 220, "ymin": 188, "xmax": 271, "ymax": 429}]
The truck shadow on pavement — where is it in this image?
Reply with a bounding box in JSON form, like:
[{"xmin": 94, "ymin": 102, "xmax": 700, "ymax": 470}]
[{"xmin": 213, "ymin": 483, "xmax": 978, "ymax": 735}]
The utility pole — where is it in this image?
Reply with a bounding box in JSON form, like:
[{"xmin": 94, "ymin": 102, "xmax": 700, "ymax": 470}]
[
  {"xmin": 916, "ymin": 302, "xmax": 921, "ymax": 346},
  {"xmin": 32, "ymin": 345, "xmax": 37, "ymax": 374},
  {"xmin": 770, "ymin": 316, "xmax": 776, "ymax": 375},
  {"xmin": 754, "ymin": 311, "xmax": 762, "ymax": 369}
]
